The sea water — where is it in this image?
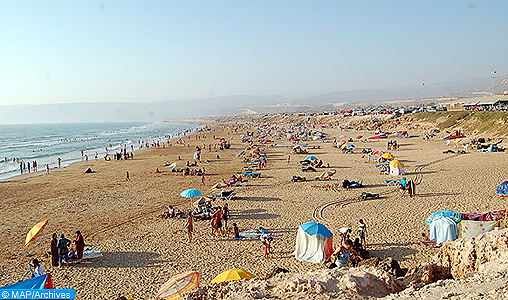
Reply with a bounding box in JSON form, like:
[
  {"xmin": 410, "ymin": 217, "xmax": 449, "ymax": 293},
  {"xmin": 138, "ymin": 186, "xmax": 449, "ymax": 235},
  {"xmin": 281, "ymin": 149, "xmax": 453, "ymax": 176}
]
[{"xmin": 0, "ymin": 122, "xmax": 199, "ymax": 180}]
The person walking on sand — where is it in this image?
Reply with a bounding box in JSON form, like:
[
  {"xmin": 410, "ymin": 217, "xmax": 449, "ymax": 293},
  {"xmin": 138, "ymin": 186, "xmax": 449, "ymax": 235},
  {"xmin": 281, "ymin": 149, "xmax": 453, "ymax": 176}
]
[
  {"xmin": 50, "ymin": 233, "xmax": 59, "ymax": 267},
  {"xmin": 222, "ymin": 204, "xmax": 230, "ymax": 230},
  {"xmin": 184, "ymin": 212, "xmax": 194, "ymax": 242},
  {"xmin": 126, "ymin": 171, "xmax": 130, "ymax": 181},
  {"xmin": 287, "ymin": 155, "xmax": 291, "ymax": 164},
  {"xmin": 358, "ymin": 219, "xmax": 367, "ymax": 248},
  {"xmin": 74, "ymin": 231, "xmax": 85, "ymax": 263},
  {"xmin": 45, "ymin": 164, "xmax": 50, "ymax": 175}
]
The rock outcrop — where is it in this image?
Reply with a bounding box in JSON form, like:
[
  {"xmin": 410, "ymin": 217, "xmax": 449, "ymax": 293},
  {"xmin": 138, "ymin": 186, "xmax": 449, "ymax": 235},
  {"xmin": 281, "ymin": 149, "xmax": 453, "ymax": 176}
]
[
  {"xmin": 432, "ymin": 228, "xmax": 508, "ymax": 279},
  {"xmin": 185, "ymin": 266, "xmax": 404, "ymax": 299}
]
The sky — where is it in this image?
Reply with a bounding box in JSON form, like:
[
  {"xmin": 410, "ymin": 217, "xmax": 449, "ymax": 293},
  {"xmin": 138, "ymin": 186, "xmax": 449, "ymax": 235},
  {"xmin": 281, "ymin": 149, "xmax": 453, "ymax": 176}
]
[{"xmin": 1, "ymin": 1, "xmax": 507, "ymax": 106}]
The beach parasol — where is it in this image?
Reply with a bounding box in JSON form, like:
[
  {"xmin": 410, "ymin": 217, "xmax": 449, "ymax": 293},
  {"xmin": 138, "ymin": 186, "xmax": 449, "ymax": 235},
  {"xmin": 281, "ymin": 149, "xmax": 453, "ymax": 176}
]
[
  {"xmin": 193, "ymin": 196, "xmax": 214, "ymax": 207},
  {"xmin": 25, "ymin": 220, "xmax": 48, "ymax": 248},
  {"xmin": 211, "ymin": 182, "xmax": 228, "ymax": 191},
  {"xmin": 211, "ymin": 268, "xmax": 256, "ymax": 284},
  {"xmin": 497, "ymin": 181, "xmax": 508, "ymax": 196},
  {"xmin": 389, "ymin": 160, "xmax": 404, "ymax": 167},
  {"xmin": 381, "ymin": 153, "xmax": 395, "ymax": 160},
  {"xmin": 305, "ymin": 156, "xmax": 318, "ymax": 161},
  {"xmin": 156, "ymin": 271, "xmax": 201, "ymax": 299},
  {"xmin": 371, "ymin": 150, "xmax": 383, "ymax": 155},
  {"xmin": 356, "ymin": 136, "xmax": 363, "ymax": 139},
  {"xmin": 454, "ymin": 138, "xmax": 463, "ymax": 144},
  {"xmin": 300, "ymin": 221, "xmax": 333, "ymax": 239},
  {"xmin": 180, "ymin": 189, "xmax": 202, "ymax": 198}
]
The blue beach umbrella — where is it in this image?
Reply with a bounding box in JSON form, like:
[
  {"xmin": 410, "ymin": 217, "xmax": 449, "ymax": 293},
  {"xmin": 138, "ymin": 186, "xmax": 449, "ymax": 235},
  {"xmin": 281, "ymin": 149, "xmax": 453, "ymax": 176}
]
[
  {"xmin": 180, "ymin": 189, "xmax": 202, "ymax": 198},
  {"xmin": 305, "ymin": 156, "xmax": 318, "ymax": 161},
  {"xmin": 497, "ymin": 181, "xmax": 508, "ymax": 196},
  {"xmin": 300, "ymin": 222, "xmax": 333, "ymax": 239}
]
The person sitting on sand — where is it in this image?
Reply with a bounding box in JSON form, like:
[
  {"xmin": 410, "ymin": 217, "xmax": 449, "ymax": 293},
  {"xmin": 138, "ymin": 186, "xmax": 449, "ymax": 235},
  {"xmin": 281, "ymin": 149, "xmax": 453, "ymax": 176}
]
[
  {"xmin": 231, "ymin": 223, "xmax": 241, "ymax": 240},
  {"xmin": 421, "ymin": 233, "xmax": 437, "ymax": 247},
  {"xmin": 331, "ymin": 239, "xmax": 363, "ymax": 268},
  {"xmin": 29, "ymin": 259, "xmax": 44, "ymax": 277}
]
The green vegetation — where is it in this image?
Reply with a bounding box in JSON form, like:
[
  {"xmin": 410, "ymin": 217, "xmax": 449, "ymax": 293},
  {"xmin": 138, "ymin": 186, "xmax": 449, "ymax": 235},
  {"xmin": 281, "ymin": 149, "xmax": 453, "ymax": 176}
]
[{"xmin": 406, "ymin": 111, "xmax": 508, "ymax": 137}]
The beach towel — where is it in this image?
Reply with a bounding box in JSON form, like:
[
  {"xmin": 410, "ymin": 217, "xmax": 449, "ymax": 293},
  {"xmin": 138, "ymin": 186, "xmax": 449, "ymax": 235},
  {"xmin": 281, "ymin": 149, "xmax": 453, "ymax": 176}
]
[
  {"xmin": 458, "ymin": 220, "xmax": 499, "ymax": 238},
  {"xmin": 83, "ymin": 248, "xmax": 102, "ymax": 259},
  {"xmin": 239, "ymin": 229, "xmax": 261, "ymax": 238}
]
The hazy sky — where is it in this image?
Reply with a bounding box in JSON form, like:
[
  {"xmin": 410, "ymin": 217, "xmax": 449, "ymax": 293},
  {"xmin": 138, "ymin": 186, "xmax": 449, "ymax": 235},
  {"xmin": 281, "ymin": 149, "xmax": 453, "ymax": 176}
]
[{"xmin": 1, "ymin": 1, "xmax": 507, "ymax": 106}]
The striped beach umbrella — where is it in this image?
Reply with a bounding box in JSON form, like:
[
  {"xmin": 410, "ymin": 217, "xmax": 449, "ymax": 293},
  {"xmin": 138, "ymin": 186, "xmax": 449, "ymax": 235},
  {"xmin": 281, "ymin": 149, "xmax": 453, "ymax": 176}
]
[{"xmin": 156, "ymin": 271, "xmax": 200, "ymax": 299}]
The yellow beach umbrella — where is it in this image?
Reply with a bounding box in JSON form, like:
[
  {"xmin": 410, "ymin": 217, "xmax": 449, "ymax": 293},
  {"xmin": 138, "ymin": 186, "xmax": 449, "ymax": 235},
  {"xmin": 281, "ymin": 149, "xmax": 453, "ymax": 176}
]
[
  {"xmin": 211, "ymin": 268, "xmax": 256, "ymax": 284},
  {"xmin": 25, "ymin": 219, "xmax": 48, "ymax": 247},
  {"xmin": 341, "ymin": 143, "xmax": 350, "ymax": 149},
  {"xmin": 381, "ymin": 153, "xmax": 395, "ymax": 160},
  {"xmin": 389, "ymin": 160, "xmax": 404, "ymax": 167}
]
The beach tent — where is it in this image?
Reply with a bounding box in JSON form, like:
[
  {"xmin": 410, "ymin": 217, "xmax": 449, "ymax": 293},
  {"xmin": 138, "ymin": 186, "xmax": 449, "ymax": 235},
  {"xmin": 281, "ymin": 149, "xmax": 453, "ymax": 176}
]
[
  {"xmin": 389, "ymin": 160, "xmax": 405, "ymax": 176},
  {"xmin": 428, "ymin": 215, "xmax": 458, "ymax": 244},
  {"xmin": 497, "ymin": 181, "xmax": 508, "ymax": 196},
  {"xmin": 293, "ymin": 222, "xmax": 334, "ymax": 264},
  {"xmin": 1, "ymin": 274, "xmax": 53, "ymax": 290}
]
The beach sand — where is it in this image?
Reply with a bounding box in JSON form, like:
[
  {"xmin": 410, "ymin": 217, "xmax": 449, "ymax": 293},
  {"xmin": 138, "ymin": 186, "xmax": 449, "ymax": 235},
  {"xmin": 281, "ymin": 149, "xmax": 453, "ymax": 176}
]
[{"xmin": 0, "ymin": 119, "xmax": 506, "ymax": 299}]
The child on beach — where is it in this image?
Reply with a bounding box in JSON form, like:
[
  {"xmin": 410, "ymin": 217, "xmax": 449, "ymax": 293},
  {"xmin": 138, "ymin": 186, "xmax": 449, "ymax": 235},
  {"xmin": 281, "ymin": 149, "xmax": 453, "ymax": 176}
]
[
  {"xmin": 260, "ymin": 234, "xmax": 273, "ymax": 259},
  {"xmin": 358, "ymin": 219, "xmax": 367, "ymax": 248}
]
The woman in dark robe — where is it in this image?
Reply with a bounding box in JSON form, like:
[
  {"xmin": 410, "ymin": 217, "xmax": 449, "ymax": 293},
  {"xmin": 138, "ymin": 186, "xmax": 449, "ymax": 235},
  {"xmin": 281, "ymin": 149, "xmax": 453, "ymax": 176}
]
[
  {"xmin": 50, "ymin": 233, "xmax": 59, "ymax": 267},
  {"xmin": 74, "ymin": 231, "xmax": 85, "ymax": 263}
]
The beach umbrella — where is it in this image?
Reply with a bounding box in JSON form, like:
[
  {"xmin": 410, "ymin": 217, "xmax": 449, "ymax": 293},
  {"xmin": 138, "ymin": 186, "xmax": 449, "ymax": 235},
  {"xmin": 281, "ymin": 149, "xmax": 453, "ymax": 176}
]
[
  {"xmin": 25, "ymin": 220, "xmax": 48, "ymax": 248},
  {"xmin": 356, "ymin": 136, "xmax": 363, "ymax": 139},
  {"xmin": 193, "ymin": 196, "xmax": 215, "ymax": 206},
  {"xmin": 211, "ymin": 182, "xmax": 228, "ymax": 191},
  {"xmin": 371, "ymin": 150, "xmax": 383, "ymax": 155},
  {"xmin": 454, "ymin": 138, "xmax": 463, "ymax": 144},
  {"xmin": 180, "ymin": 189, "xmax": 202, "ymax": 198},
  {"xmin": 305, "ymin": 156, "xmax": 318, "ymax": 161},
  {"xmin": 389, "ymin": 160, "xmax": 404, "ymax": 167},
  {"xmin": 300, "ymin": 222, "xmax": 333, "ymax": 239},
  {"xmin": 211, "ymin": 268, "xmax": 256, "ymax": 284},
  {"xmin": 381, "ymin": 153, "xmax": 395, "ymax": 160},
  {"xmin": 341, "ymin": 143, "xmax": 351, "ymax": 149},
  {"xmin": 497, "ymin": 181, "xmax": 508, "ymax": 196},
  {"xmin": 156, "ymin": 271, "xmax": 201, "ymax": 299}
]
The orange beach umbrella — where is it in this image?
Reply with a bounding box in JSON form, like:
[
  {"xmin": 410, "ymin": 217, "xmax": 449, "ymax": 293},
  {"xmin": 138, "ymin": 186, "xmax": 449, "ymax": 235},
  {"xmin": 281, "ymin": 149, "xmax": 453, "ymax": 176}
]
[{"xmin": 25, "ymin": 220, "xmax": 48, "ymax": 247}]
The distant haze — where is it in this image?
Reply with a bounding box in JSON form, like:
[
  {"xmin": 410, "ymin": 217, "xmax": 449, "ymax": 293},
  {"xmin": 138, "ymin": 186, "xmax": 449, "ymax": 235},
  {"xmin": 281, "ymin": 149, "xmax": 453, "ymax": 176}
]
[
  {"xmin": 0, "ymin": 75, "xmax": 504, "ymax": 124},
  {"xmin": 1, "ymin": 2, "xmax": 507, "ymax": 108}
]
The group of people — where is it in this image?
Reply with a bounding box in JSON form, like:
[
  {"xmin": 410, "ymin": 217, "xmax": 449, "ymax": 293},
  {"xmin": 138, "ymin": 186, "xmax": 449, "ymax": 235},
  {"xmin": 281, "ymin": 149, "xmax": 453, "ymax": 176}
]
[
  {"xmin": 331, "ymin": 220, "xmax": 368, "ymax": 268},
  {"xmin": 160, "ymin": 205, "xmax": 184, "ymax": 219},
  {"xmin": 49, "ymin": 231, "xmax": 86, "ymax": 268},
  {"xmin": 30, "ymin": 231, "xmax": 86, "ymax": 277},
  {"xmin": 387, "ymin": 140, "xmax": 399, "ymax": 151},
  {"xmin": 183, "ymin": 203, "xmax": 231, "ymax": 243}
]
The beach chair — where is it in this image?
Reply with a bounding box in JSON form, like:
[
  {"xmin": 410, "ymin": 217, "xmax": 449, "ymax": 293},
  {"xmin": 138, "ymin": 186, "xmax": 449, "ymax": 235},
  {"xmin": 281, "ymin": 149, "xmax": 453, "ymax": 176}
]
[
  {"xmin": 302, "ymin": 166, "xmax": 316, "ymax": 172},
  {"xmin": 291, "ymin": 175, "xmax": 306, "ymax": 182},
  {"xmin": 232, "ymin": 180, "xmax": 248, "ymax": 187},
  {"xmin": 216, "ymin": 189, "xmax": 236, "ymax": 201},
  {"xmin": 300, "ymin": 160, "xmax": 311, "ymax": 165},
  {"xmin": 243, "ymin": 166, "xmax": 258, "ymax": 171},
  {"xmin": 385, "ymin": 179, "xmax": 401, "ymax": 186},
  {"xmin": 244, "ymin": 172, "xmax": 261, "ymax": 178}
]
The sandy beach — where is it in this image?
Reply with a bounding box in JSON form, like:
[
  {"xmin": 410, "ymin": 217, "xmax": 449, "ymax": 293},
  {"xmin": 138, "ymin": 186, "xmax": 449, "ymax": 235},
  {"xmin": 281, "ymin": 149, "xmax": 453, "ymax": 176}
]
[{"xmin": 0, "ymin": 116, "xmax": 507, "ymax": 299}]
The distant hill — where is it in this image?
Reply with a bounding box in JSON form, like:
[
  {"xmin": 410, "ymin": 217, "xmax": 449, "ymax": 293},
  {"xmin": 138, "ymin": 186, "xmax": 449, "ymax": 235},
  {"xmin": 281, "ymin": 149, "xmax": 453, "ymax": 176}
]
[
  {"xmin": 0, "ymin": 76, "xmax": 502, "ymax": 124},
  {"xmin": 456, "ymin": 74, "xmax": 508, "ymax": 98}
]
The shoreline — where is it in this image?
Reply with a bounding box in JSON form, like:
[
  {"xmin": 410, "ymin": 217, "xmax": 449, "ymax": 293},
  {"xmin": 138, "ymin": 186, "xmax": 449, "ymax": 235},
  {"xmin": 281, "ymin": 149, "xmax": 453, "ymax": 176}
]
[{"xmin": 0, "ymin": 122, "xmax": 204, "ymax": 182}]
